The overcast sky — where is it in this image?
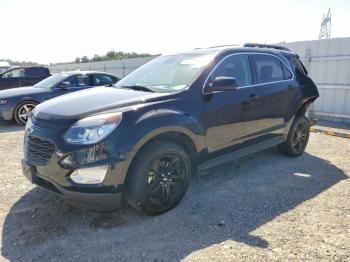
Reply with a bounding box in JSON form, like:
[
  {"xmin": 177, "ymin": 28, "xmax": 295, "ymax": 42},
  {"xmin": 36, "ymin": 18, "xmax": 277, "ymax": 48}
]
[{"xmin": 0, "ymin": 0, "xmax": 349, "ymax": 64}]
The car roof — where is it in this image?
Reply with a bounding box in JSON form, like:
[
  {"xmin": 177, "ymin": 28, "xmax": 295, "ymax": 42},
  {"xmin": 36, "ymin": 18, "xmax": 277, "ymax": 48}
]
[
  {"xmin": 59, "ymin": 71, "xmax": 117, "ymax": 76},
  {"xmin": 167, "ymin": 44, "xmax": 297, "ymax": 58}
]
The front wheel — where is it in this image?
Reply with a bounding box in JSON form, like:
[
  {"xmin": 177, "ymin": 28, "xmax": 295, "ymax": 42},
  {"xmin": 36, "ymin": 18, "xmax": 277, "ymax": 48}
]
[
  {"xmin": 278, "ymin": 115, "xmax": 310, "ymax": 157},
  {"xmin": 125, "ymin": 141, "xmax": 192, "ymax": 215},
  {"xmin": 14, "ymin": 101, "xmax": 38, "ymax": 125}
]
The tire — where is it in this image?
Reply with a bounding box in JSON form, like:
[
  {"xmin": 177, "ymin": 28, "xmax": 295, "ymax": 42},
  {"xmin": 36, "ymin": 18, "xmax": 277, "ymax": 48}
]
[
  {"xmin": 278, "ymin": 115, "xmax": 310, "ymax": 157},
  {"xmin": 14, "ymin": 101, "xmax": 38, "ymax": 125},
  {"xmin": 125, "ymin": 141, "xmax": 192, "ymax": 215}
]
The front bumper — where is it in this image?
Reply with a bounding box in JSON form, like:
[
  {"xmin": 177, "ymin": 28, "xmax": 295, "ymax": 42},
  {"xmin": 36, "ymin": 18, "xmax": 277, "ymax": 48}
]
[
  {"xmin": 22, "ymin": 114, "xmax": 138, "ymax": 211},
  {"xmin": 22, "ymin": 159, "xmax": 123, "ymax": 211}
]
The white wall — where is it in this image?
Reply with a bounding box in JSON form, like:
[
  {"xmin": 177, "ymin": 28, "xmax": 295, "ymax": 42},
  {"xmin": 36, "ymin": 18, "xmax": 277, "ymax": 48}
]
[{"xmin": 283, "ymin": 37, "xmax": 350, "ymax": 122}]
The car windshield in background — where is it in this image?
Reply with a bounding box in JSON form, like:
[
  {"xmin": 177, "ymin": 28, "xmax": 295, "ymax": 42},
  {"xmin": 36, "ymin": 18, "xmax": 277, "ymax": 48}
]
[
  {"xmin": 115, "ymin": 54, "xmax": 215, "ymax": 93},
  {"xmin": 34, "ymin": 73, "xmax": 70, "ymax": 88}
]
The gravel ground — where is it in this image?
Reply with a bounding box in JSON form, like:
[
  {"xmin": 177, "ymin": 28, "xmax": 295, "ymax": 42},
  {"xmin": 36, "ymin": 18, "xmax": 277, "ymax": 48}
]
[{"xmin": 0, "ymin": 121, "xmax": 349, "ymax": 262}]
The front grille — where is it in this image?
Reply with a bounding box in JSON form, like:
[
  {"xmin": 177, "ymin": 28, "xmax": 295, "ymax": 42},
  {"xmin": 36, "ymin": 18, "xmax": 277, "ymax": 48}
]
[{"xmin": 24, "ymin": 136, "xmax": 56, "ymax": 166}]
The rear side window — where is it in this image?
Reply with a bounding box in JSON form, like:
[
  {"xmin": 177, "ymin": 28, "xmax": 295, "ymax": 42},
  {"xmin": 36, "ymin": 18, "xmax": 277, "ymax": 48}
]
[
  {"xmin": 252, "ymin": 54, "xmax": 285, "ymax": 84},
  {"xmin": 210, "ymin": 54, "xmax": 252, "ymax": 87},
  {"xmin": 25, "ymin": 68, "xmax": 48, "ymax": 77},
  {"xmin": 291, "ymin": 57, "xmax": 307, "ymax": 75},
  {"xmin": 94, "ymin": 74, "xmax": 115, "ymax": 86},
  {"xmin": 282, "ymin": 64, "xmax": 293, "ymax": 79}
]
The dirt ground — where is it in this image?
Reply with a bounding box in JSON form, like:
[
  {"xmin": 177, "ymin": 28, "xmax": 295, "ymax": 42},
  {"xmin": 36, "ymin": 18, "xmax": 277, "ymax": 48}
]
[{"xmin": 0, "ymin": 121, "xmax": 349, "ymax": 262}]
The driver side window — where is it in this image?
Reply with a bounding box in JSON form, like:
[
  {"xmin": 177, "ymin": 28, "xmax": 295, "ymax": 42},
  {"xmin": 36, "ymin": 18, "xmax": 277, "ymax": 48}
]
[
  {"xmin": 65, "ymin": 75, "xmax": 89, "ymax": 87},
  {"xmin": 210, "ymin": 54, "xmax": 252, "ymax": 87}
]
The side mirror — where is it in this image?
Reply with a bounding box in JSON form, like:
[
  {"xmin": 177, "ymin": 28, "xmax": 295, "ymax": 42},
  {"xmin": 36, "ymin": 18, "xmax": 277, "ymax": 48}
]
[
  {"xmin": 59, "ymin": 82, "xmax": 70, "ymax": 90},
  {"xmin": 208, "ymin": 76, "xmax": 237, "ymax": 92}
]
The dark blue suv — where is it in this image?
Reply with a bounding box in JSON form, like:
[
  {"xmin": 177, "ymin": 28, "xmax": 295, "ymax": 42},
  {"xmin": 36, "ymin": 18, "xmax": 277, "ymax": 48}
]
[{"xmin": 22, "ymin": 44, "xmax": 319, "ymax": 215}]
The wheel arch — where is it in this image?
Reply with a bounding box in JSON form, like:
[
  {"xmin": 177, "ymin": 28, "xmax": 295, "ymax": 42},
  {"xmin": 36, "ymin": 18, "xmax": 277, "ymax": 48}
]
[
  {"xmin": 298, "ymin": 97, "xmax": 317, "ymax": 115},
  {"xmin": 122, "ymin": 129, "xmax": 200, "ymax": 190}
]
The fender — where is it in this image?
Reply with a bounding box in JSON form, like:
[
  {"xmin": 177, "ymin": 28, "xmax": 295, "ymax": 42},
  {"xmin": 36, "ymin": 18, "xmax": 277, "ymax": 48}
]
[
  {"xmin": 123, "ymin": 107, "xmax": 205, "ymax": 155},
  {"xmin": 110, "ymin": 106, "xmax": 206, "ymax": 182}
]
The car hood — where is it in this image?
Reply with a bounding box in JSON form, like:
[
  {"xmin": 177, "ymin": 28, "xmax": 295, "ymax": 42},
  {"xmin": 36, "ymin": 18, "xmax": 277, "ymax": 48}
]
[
  {"xmin": 0, "ymin": 86, "xmax": 49, "ymax": 98},
  {"xmin": 34, "ymin": 86, "xmax": 170, "ymax": 120}
]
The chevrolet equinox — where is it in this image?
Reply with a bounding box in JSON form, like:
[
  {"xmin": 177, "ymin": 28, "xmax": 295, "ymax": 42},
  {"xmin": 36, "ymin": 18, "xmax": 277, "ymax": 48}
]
[{"xmin": 22, "ymin": 43, "xmax": 319, "ymax": 215}]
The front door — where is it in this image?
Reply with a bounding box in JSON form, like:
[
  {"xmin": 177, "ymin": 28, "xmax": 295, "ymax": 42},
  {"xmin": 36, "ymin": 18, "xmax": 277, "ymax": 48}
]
[
  {"xmin": 203, "ymin": 54, "xmax": 262, "ymax": 152},
  {"xmin": 52, "ymin": 74, "xmax": 92, "ymax": 97}
]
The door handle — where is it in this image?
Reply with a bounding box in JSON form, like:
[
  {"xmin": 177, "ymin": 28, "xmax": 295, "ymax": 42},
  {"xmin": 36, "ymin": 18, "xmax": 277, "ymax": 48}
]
[
  {"xmin": 249, "ymin": 94, "xmax": 260, "ymax": 102},
  {"xmin": 288, "ymin": 85, "xmax": 296, "ymax": 91}
]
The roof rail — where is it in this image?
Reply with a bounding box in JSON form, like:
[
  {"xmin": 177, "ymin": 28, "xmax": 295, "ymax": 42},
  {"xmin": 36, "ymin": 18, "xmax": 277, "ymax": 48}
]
[
  {"xmin": 194, "ymin": 44, "xmax": 239, "ymax": 50},
  {"xmin": 243, "ymin": 43, "xmax": 291, "ymax": 51}
]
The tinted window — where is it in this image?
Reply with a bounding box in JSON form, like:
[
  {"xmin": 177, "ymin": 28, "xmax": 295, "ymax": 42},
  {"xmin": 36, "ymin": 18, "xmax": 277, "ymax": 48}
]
[
  {"xmin": 291, "ymin": 57, "xmax": 307, "ymax": 75},
  {"xmin": 65, "ymin": 75, "xmax": 89, "ymax": 87},
  {"xmin": 94, "ymin": 74, "xmax": 115, "ymax": 86},
  {"xmin": 253, "ymin": 54, "xmax": 284, "ymax": 83},
  {"xmin": 210, "ymin": 54, "xmax": 252, "ymax": 87},
  {"xmin": 282, "ymin": 64, "xmax": 293, "ymax": 80},
  {"xmin": 2, "ymin": 68, "xmax": 25, "ymax": 78},
  {"xmin": 26, "ymin": 68, "xmax": 48, "ymax": 77}
]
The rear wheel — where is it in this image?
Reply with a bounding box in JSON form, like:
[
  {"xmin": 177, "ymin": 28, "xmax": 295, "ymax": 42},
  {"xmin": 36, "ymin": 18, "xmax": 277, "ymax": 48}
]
[
  {"xmin": 125, "ymin": 141, "xmax": 191, "ymax": 215},
  {"xmin": 278, "ymin": 115, "xmax": 310, "ymax": 156},
  {"xmin": 14, "ymin": 101, "xmax": 38, "ymax": 125}
]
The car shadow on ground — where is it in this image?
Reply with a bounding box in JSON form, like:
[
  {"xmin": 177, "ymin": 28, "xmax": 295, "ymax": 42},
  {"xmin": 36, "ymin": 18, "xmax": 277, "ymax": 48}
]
[
  {"xmin": 0, "ymin": 121, "xmax": 23, "ymax": 133},
  {"xmin": 1, "ymin": 149, "xmax": 348, "ymax": 261}
]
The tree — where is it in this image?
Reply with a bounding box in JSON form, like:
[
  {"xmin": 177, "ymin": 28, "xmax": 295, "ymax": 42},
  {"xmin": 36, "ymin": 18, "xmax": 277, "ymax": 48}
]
[
  {"xmin": 81, "ymin": 56, "xmax": 89, "ymax": 63},
  {"xmin": 106, "ymin": 51, "xmax": 115, "ymax": 59},
  {"xmin": 92, "ymin": 54, "xmax": 101, "ymax": 62},
  {"xmin": 71, "ymin": 51, "xmax": 153, "ymax": 64}
]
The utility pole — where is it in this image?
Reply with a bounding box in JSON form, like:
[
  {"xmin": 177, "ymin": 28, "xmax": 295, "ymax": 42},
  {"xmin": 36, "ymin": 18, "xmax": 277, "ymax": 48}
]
[{"xmin": 319, "ymin": 8, "xmax": 331, "ymax": 39}]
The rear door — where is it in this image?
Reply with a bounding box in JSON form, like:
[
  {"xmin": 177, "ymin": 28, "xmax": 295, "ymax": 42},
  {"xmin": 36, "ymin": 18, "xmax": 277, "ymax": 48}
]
[
  {"xmin": 249, "ymin": 53, "xmax": 296, "ymax": 137},
  {"xmin": 23, "ymin": 67, "xmax": 50, "ymax": 86}
]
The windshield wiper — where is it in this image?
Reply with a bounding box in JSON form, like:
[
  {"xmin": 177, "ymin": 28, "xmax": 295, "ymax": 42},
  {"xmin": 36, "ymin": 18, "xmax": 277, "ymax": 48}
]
[{"xmin": 120, "ymin": 85, "xmax": 155, "ymax": 93}]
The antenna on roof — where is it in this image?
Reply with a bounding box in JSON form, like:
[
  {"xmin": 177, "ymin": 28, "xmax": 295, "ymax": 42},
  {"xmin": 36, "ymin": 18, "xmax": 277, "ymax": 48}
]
[{"xmin": 319, "ymin": 8, "xmax": 331, "ymax": 39}]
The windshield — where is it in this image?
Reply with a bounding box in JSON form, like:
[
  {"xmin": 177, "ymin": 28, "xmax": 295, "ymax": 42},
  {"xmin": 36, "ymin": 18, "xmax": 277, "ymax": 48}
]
[
  {"xmin": 115, "ymin": 53, "xmax": 214, "ymax": 93},
  {"xmin": 34, "ymin": 73, "xmax": 70, "ymax": 88}
]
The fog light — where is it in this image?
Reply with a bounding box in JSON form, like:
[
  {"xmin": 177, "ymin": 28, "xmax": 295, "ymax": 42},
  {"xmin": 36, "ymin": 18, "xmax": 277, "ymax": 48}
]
[
  {"xmin": 60, "ymin": 144, "xmax": 110, "ymax": 168},
  {"xmin": 70, "ymin": 165, "xmax": 108, "ymax": 184}
]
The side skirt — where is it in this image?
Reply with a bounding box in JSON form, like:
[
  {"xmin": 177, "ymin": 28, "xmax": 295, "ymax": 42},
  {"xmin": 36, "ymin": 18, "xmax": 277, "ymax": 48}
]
[{"xmin": 198, "ymin": 136, "xmax": 285, "ymax": 171}]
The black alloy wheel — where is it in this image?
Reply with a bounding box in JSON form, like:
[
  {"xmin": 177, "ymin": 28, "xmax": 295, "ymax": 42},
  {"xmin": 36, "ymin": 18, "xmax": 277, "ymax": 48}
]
[
  {"xmin": 126, "ymin": 141, "xmax": 191, "ymax": 215},
  {"xmin": 146, "ymin": 154, "xmax": 186, "ymax": 205},
  {"xmin": 292, "ymin": 121, "xmax": 309, "ymax": 153},
  {"xmin": 278, "ymin": 115, "xmax": 310, "ymax": 156}
]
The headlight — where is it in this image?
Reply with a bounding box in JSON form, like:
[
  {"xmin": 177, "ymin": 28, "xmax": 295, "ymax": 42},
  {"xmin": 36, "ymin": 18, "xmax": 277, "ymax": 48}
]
[
  {"xmin": 0, "ymin": 98, "xmax": 8, "ymax": 105},
  {"xmin": 64, "ymin": 112, "xmax": 122, "ymax": 145}
]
